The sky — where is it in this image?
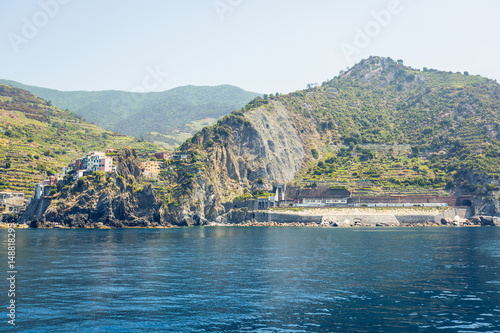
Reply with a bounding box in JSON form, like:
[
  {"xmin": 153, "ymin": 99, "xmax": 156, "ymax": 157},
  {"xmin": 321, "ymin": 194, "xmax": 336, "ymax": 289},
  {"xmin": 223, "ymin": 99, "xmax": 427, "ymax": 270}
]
[{"xmin": 0, "ymin": 0, "xmax": 499, "ymax": 94}]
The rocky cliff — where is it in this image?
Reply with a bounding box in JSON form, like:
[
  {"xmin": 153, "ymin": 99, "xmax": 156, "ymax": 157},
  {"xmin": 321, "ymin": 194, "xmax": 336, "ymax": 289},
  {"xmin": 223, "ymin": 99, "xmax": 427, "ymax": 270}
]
[
  {"xmin": 170, "ymin": 99, "xmax": 326, "ymax": 225},
  {"xmin": 19, "ymin": 56, "xmax": 500, "ymax": 226},
  {"xmin": 21, "ymin": 149, "xmax": 170, "ymax": 227}
]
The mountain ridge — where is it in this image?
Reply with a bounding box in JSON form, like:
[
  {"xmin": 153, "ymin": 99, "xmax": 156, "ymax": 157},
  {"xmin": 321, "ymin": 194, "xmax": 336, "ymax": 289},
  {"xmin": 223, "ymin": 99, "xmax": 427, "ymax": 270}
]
[
  {"xmin": 17, "ymin": 56, "xmax": 500, "ymax": 225},
  {"xmin": 0, "ymin": 84, "xmax": 159, "ymax": 196},
  {"xmin": 0, "ymin": 79, "xmax": 260, "ymax": 149}
]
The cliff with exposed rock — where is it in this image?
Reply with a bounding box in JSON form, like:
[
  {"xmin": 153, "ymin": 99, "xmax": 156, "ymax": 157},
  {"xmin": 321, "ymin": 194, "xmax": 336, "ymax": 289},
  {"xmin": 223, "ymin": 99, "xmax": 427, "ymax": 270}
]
[
  {"xmin": 19, "ymin": 57, "xmax": 500, "ymax": 226},
  {"xmin": 21, "ymin": 149, "xmax": 170, "ymax": 227}
]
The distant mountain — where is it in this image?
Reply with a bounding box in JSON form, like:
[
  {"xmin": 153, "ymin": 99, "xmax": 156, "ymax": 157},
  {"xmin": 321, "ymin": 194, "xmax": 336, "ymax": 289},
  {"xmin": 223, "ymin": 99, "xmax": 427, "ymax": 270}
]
[
  {"xmin": 0, "ymin": 80, "xmax": 260, "ymax": 149},
  {"xmin": 0, "ymin": 84, "xmax": 159, "ymax": 195}
]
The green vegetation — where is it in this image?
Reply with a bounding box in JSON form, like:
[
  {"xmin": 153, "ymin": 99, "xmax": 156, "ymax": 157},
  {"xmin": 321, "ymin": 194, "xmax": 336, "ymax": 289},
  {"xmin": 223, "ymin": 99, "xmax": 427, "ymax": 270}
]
[
  {"xmin": 0, "ymin": 85, "xmax": 159, "ymax": 195},
  {"xmin": 5, "ymin": 56, "xmax": 500, "ymax": 203},
  {"xmin": 181, "ymin": 56, "xmax": 500, "ymax": 197},
  {"xmin": 234, "ymin": 189, "xmax": 274, "ymax": 201},
  {"xmin": 0, "ymin": 80, "xmax": 260, "ymax": 149},
  {"xmin": 298, "ymin": 148, "xmax": 451, "ymax": 196},
  {"xmin": 280, "ymin": 56, "xmax": 500, "ymax": 195}
]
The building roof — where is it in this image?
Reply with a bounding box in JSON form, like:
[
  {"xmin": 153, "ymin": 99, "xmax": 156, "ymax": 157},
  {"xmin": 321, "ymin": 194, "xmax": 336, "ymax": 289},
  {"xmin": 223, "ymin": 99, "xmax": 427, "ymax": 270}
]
[{"xmin": 285, "ymin": 186, "xmax": 351, "ymax": 200}]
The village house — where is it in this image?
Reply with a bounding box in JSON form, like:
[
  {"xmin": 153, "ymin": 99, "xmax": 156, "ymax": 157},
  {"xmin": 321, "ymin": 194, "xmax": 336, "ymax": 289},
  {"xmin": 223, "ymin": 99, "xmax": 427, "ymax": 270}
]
[
  {"xmin": 86, "ymin": 151, "xmax": 105, "ymax": 172},
  {"xmin": 35, "ymin": 184, "xmax": 46, "ymax": 199},
  {"xmin": 43, "ymin": 175, "xmax": 59, "ymax": 186},
  {"xmin": 73, "ymin": 158, "xmax": 83, "ymax": 170},
  {"xmin": 73, "ymin": 169, "xmax": 86, "ymax": 181},
  {"xmin": 0, "ymin": 191, "xmax": 26, "ymax": 215},
  {"xmin": 73, "ymin": 151, "xmax": 114, "ymax": 173},
  {"xmin": 140, "ymin": 161, "xmax": 161, "ymax": 179},
  {"xmin": 172, "ymin": 153, "xmax": 189, "ymax": 161},
  {"xmin": 152, "ymin": 152, "xmax": 169, "ymax": 160},
  {"xmin": 62, "ymin": 166, "xmax": 73, "ymax": 177},
  {"xmin": 98, "ymin": 156, "xmax": 114, "ymax": 172},
  {"xmin": 292, "ymin": 186, "xmax": 351, "ymax": 206}
]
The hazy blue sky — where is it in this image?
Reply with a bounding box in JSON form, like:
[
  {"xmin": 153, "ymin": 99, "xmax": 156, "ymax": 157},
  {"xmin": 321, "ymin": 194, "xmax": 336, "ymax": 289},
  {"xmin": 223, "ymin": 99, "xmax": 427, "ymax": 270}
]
[{"xmin": 1, "ymin": 0, "xmax": 499, "ymax": 94}]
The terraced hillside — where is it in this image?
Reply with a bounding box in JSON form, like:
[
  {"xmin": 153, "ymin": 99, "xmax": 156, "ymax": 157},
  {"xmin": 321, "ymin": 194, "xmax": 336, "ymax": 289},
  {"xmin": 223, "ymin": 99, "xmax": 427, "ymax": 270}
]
[
  {"xmin": 18, "ymin": 57, "xmax": 500, "ymax": 225},
  {"xmin": 178, "ymin": 57, "xmax": 500, "ymax": 203},
  {"xmin": 0, "ymin": 80, "xmax": 260, "ymax": 149},
  {"xmin": 0, "ymin": 85, "xmax": 158, "ymax": 195}
]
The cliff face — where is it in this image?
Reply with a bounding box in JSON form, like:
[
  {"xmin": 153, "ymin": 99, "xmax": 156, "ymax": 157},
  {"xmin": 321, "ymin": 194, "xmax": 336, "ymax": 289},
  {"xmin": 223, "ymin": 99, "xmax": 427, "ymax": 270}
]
[
  {"xmin": 169, "ymin": 99, "xmax": 325, "ymax": 225},
  {"xmin": 19, "ymin": 57, "xmax": 500, "ymax": 226},
  {"xmin": 21, "ymin": 149, "xmax": 170, "ymax": 227},
  {"xmin": 241, "ymin": 101, "xmax": 307, "ymax": 183}
]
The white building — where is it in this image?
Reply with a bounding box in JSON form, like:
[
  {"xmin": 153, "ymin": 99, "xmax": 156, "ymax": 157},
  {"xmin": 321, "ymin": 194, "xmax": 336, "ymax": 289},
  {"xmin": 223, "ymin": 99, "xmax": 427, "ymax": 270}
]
[{"xmin": 87, "ymin": 152, "xmax": 106, "ymax": 172}]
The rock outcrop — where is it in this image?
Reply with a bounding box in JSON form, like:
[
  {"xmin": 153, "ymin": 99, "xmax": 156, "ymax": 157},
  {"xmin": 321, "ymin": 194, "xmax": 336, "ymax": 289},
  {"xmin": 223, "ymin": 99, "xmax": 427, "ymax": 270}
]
[
  {"xmin": 19, "ymin": 56, "xmax": 500, "ymax": 226},
  {"xmin": 21, "ymin": 149, "xmax": 170, "ymax": 227},
  {"xmin": 171, "ymin": 100, "xmax": 324, "ymax": 225}
]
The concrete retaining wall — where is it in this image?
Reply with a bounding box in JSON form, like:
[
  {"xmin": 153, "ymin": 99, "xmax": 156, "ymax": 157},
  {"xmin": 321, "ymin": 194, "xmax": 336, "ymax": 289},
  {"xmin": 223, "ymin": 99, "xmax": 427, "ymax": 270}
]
[
  {"xmin": 322, "ymin": 214, "xmax": 400, "ymax": 226},
  {"xmin": 396, "ymin": 215, "xmax": 437, "ymax": 225},
  {"xmin": 225, "ymin": 208, "xmax": 467, "ymax": 226}
]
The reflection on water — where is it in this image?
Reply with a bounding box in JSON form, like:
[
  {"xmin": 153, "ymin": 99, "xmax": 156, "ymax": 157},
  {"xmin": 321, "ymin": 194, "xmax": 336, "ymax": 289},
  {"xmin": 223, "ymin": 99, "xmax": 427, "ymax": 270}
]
[{"xmin": 1, "ymin": 227, "xmax": 500, "ymax": 332}]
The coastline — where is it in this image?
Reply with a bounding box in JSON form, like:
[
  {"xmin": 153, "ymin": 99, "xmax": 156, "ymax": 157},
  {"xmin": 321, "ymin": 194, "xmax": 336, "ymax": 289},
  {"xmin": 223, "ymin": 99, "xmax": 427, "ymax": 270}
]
[
  {"xmin": 221, "ymin": 206, "xmax": 480, "ymax": 227},
  {"xmin": 5, "ymin": 206, "xmax": 492, "ymax": 228}
]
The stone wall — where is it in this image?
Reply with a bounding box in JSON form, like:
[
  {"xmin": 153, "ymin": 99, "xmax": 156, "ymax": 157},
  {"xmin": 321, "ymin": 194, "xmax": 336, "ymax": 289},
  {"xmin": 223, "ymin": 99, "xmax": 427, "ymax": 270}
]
[
  {"xmin": 350, "ymin": 196, "xmax": 474, "ymax": 207},
  {"xmin": 223, "ymin": 209, "xmax": 465, "ymax": 226}
]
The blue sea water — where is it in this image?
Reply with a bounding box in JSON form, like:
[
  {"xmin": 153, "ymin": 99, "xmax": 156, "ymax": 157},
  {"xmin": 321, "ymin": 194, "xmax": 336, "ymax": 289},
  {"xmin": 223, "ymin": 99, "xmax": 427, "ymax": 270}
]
[{"xmin": 1, "ymin": 227, "xmax": 500, "ymax": 332}]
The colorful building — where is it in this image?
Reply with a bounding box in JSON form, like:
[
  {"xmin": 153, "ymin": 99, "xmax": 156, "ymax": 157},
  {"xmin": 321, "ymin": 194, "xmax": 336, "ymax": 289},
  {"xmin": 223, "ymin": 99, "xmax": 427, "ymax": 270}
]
[
  {"xmin": 140, "ymin": 161, "xmax": 161, "ymax": 179},
  {"xmin": 152, "ymin": 152, "xmax": 169, "ymax": 160}
]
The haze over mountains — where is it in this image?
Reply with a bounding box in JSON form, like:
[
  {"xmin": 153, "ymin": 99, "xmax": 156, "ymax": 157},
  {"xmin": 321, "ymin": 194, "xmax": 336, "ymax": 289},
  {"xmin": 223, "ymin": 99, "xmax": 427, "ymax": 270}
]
[{"xmin": 0, "ymin": 79, "xmax": 260, "ymax": 149}]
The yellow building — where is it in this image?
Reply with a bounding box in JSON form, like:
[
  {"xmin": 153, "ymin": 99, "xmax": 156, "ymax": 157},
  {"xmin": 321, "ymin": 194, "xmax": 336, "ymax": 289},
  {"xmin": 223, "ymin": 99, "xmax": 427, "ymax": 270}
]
[{"xmin": 140, "ymin": 161, "xmax": 161, "ymax": 179}]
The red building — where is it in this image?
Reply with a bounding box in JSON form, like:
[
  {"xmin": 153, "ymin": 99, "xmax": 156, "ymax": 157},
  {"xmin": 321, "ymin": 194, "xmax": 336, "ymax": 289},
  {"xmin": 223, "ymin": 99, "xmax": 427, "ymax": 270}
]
[
  {"xmin": 43, "ymin": 176, "xmax": 58, "ymax": 186},
  {"xmin": 152, "ymin": 152, "xmax": 169, "ymax": 160},
  {"xmin": 73, "ymin": 158, "xmax": 83, "ymax": 170}
]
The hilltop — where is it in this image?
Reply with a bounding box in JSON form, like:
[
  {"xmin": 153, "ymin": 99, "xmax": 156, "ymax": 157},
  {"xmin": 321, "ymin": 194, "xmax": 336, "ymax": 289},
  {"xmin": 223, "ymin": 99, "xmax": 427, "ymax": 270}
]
[
  {"xmin": 0, "ymin": 80, "xmax": 260, "ymax": 149},
  {"xmin": 19, "ymin": 57, "xmax": 500, "ymax": 225},
  {"xmin": 0, "ymin": 85, "xmax": 159, "ymax": 196},
  {"xmin": 174, "ymin": 56, "xmax": 500, "ymax": 220}
]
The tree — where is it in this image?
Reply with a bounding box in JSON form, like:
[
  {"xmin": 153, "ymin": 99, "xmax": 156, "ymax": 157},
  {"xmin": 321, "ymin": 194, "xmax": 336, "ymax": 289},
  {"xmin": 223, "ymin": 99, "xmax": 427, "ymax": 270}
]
[
  {"xmin": 397, "ymin": 59, "xmax": 404, "ymax": 65},
  {"xmin": 464, "ymin": 71, "xmax": 469, "ymax": 75},
  {"xmin": 411, "ymin": 145, "xmax": 420, "ymax": 155},
  {"xmin": 306, "ymin": 83, "xmax": 318, "ymax": 90}
]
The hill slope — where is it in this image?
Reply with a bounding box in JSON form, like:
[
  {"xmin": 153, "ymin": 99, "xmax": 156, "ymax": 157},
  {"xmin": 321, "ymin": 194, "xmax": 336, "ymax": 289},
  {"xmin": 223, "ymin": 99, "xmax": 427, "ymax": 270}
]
[
  {"xmin": 0, "ymin": 80, "xmax": 260, "ymax": 149},
  {"xmin": 171, "ymin": 56, "xmax": 500, "ymax": 221},
  {"xmin": 0, "ymin": 85, "xmax": 159, "ymax": 195},
  {"xmin": 19, "ymin": 56, "xmax": 500, "ymax": 225}
]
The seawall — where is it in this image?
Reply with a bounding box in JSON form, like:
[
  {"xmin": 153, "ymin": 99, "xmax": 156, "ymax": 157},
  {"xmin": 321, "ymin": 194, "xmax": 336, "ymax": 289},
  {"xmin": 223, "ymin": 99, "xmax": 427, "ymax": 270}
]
[{"xmin": 224, "ymin": 208, "xmax": 471, "ymax": 227}]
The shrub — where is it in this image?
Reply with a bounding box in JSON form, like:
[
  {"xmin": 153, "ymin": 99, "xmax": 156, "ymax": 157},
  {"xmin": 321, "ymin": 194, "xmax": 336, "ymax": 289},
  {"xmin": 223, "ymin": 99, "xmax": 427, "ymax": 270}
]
[
  {"xmin": 77, "ymin": 176, "xmax": 87, "ymax": 187},
  {"xmin": 234, "ymin": 193, "xmax": 253, "ymax": 202},
  {"xmin": 93, "ymin": 171, "xmax": 106, "ymax": 183},
  {"xmin": 311, "ymin": 149, "xmax": 319, "ymax": 159}
]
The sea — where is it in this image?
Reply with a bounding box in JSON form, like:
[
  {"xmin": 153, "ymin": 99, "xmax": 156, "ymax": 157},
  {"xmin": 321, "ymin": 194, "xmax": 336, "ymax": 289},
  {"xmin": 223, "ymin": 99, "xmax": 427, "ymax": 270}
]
[{"xmin": 1, "ymin": 227, "xmax": 500, "ymax": 332}]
